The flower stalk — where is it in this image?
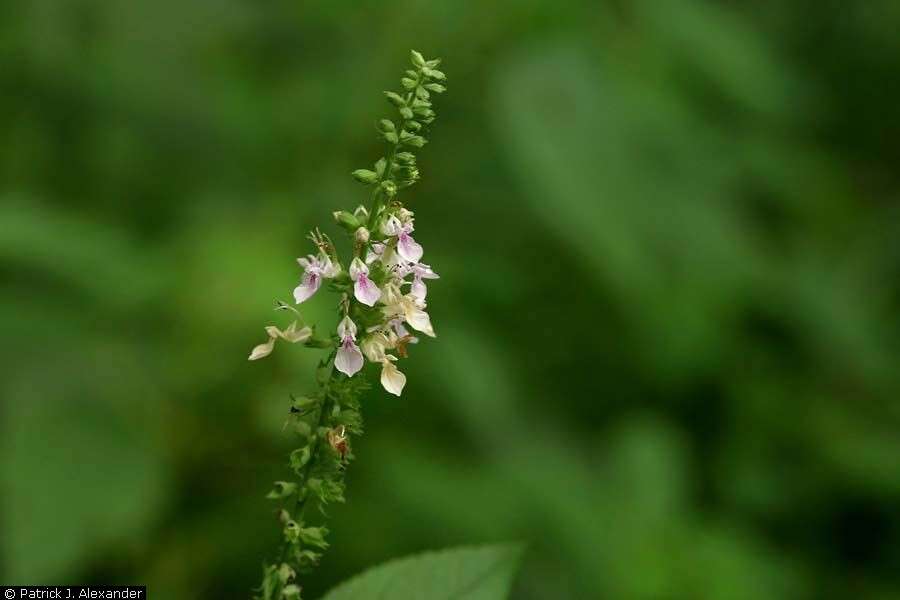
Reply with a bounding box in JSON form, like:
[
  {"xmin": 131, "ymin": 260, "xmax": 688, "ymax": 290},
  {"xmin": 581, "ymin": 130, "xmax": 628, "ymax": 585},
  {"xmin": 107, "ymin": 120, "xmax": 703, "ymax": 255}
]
[{"xmin": 249, "ymin": 50, "xmax": 447, "ymax": 600}]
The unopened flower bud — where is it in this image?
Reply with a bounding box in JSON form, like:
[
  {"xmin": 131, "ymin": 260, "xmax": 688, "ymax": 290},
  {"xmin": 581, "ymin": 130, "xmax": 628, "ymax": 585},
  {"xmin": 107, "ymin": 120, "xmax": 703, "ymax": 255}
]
[
  {"xmin": 355, "ymin": 227, "xmax": 370, "ymax": 243},
  {"xmin": 351, "ymin": 169, "xmax": 379, "ymax": 184},
  {"xmin": 333, "ymin": 210, "xmax": 360, "ymax": 231},
  {"xmin": 380, "ymin": 180, "xmax": 397, "ymax": 197},
  {"xmin": 353, "ymin": 205, "xmax": 369, "ymax": 220}
]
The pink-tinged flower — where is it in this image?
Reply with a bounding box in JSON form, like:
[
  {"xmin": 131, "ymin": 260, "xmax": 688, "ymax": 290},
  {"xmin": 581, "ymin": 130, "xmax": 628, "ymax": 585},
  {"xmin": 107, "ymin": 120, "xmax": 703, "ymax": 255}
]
[
  {"xmin": 382, "ymin": 215, "xmax": 423, "ymax": 263},
  {"xmin": 293, "ymin": 254, "xmax": 340, "ymax": 304},
  {"xmin": 380, "ymin": 356, "xmax": 406, "ymax": 396},
  {"xmin": 349, "ymin": 257, "xmax": 381, "ymax": 307},
  {"xmin": 397, "ymin": 262, "xmax": 439, "ymax": 300},
  {"xmin": 389, "ymin": 318, "xmax": 418, "ymax": 345},
  {"xmin": 366, "ymin": 241, "xmax": 401, "ymax": 267},
  {"xmin": 334, "ymin": 316, "xmax": 364, "ymax": 377}
]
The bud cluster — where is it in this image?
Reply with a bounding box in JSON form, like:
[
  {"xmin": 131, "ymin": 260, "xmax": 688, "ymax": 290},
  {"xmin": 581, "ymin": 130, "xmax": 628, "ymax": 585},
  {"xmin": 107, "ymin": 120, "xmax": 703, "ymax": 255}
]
[{"xmin": 249, "ymin": 50, "xmax": 446, "ymax": 600}]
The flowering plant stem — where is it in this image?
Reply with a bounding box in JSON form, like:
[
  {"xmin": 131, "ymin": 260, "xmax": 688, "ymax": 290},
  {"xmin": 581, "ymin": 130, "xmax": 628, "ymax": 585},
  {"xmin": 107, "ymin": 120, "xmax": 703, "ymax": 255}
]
[{"xmin": 249, "ymin": 50, "xmax": 447, "ymax": 600}]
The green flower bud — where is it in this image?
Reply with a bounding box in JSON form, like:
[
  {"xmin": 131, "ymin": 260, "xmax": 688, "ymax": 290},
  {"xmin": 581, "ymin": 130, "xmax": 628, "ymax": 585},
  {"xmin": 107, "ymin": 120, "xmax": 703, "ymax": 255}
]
[
  {"xmin": 424, "ymin": 83, "xmax": 446, "ymax": 93},
  {"xmin": 395, "ymin": 152, "xmax": 416, "ymax": 164},
  {"xmin": 284, "ymin": 520, "xmax": 301, "ymax": 544},
  {"xmin": 351, "ymin": 169, "xmax": 378, "ymax": 184},
  {"xmin": 333, "ymin": 210, "xmax": 361, "ymax": 231},
  {"xmin": 384, "ymin": 91, "xmax": 405, "ymax": 106},
  {"xmin": 354, "ymin": 226, "xmax": 370, "ymax": 243},
  {"xmin": 410, "ymin": 49, "xmax": 426, "ymax": 68},
  {"xmin": 380, "ymin": 180, "xmax": 397, "ymax": 197},
  {"xmin": 353, "ymin": 204, "xmax": 369, "ymax": 220},
  {"xmin": 378, "ymin": 119, "xmax": 395, "ymax": 132},
  {"xmin": 277, "ymin": 563, "xmax": 296, "ymax": 584},
  {"xmin": 266, "ymin": 481, "xmax": 298, "ymax": 500},
  {"xmin": 399, "ymin": 106, "xmax": 414, "ymax": 120},
  {"xmin": 401, "ymin": 77, "xmax": 416, "ymax": 90}
]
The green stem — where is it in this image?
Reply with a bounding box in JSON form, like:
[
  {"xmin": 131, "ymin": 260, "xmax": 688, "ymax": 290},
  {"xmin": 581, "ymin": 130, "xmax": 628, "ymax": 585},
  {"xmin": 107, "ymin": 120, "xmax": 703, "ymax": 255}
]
[
  {"xmin": 367, "ymin": 73, "xmax": 421, "ymax": 230},
  {"xmin": 276, "ymin": 356, "xmax": 338, "ymax": 564}
]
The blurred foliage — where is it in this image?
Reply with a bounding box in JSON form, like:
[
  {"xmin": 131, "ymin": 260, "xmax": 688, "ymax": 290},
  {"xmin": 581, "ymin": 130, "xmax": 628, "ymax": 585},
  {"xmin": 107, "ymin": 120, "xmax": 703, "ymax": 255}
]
[{"xmin": 1, "ymin": 1, "xmax": 899, "ymax": 599}]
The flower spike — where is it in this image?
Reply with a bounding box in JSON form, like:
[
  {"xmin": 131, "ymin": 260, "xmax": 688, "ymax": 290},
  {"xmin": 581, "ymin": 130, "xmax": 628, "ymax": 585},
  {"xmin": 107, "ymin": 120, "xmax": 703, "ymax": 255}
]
[{"xmin": 249, "ymin": 50, "xmax": 447, "ymax": 600}]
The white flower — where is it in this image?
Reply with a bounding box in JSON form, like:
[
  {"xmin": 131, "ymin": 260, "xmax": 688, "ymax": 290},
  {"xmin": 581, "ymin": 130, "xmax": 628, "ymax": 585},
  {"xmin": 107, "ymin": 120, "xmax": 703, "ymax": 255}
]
[
  {"xmin": 382, "ymin": 215, "xmax": 423, "ymax": 263},
  {"xmin": 403, "ymin": 301, "xmax": 435, "ymax": 337},
  {"xmin": 248, "ymin": 337, "xmax": 276, "ymax": 360},
  {"xmin": 397, "ymin": 262, "xmax": 439, "ymax": 300},
  {"xmin": 380, "ymin": 355, "xmax": 406, "ymax": 396},
  {"xmin": 293, "ymin": 254, "xmax": 340, "ymax": 304},
  {"xmin": 361, "ymin": 332, "xmax": 390, "ymax": 362},
  {"xmin": 334, "ymin": 316, "xmax": 364, "ymax": 377},
  {"xmin": 366, "ymin": 241, "xmax": 401, "ymax": 267},
  {"xmin": 349, "ymin": 257, "xmax": 381, "ymax": 307},
  {"xmin": 381, "ymin": 283, "xmax": 436, "ymax": 338},
  {"xmin": 274, "ymin": 321, "xmax": 313, "ymax": 343},
  {"xmin": 248, "ymin": 321, "xmax": 313, "ymax": 360}
]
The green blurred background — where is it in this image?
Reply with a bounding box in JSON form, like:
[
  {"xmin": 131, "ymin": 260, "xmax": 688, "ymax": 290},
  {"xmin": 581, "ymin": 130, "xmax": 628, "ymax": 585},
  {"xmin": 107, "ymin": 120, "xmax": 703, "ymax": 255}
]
[{"xmin": 2, "ymin": 1, "xmax": 899, "ymax": 598}]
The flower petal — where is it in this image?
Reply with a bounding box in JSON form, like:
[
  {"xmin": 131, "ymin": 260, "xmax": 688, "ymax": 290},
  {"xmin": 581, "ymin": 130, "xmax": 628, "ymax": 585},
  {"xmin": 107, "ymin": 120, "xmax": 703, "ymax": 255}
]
[
  {"xmin": 361, "ymin": 335, "xmax": 387, "ymax": 362},
  {"xmin": 321, "ymin": 255, "xmax": 341, "ymax": 278},
  {"xmin": 410, "ymin": 276, "xmax": 427, "ymax": 301},
  {"xmin": 417, "ymin": 264, "xmax": 440, "ymax": 279},
  {"xmin": 248, "ymin": 336, "xmax": 276, "ymax": 360},
  {"xmin": 354, "ymin": 275, "xmax": 382, "ymax": 307},
  {"xmin": 404, "ymin": 304, "xmax": 435, "ymax": 337},
  {"xmin": 381, "ymin": 215, "xmax": 403, "ymax": 237},
  {"xmin": 380, "ymin": 359, "xmax": 406, "ymax": 396},
  {"xmin": 397, "ymin": 233, "xmax": 423, "ymax": 263},
  {"xmin": 337, "ymin": 316, "xmax": 357, "ymax": 340},
  {"xmin": 349, "ymin": 256, "xmax": 368, "ymax": 281},
  {"xmin": 280, "ymin": 322, "xmax": 313, "ymax": 343},
  {"xmin": 335, "ymin": 340, "xmax": 364, "ymax": 376},
  {"xmin": 293, "ymin": 273, "xmax": 320, "ymax": 304}
]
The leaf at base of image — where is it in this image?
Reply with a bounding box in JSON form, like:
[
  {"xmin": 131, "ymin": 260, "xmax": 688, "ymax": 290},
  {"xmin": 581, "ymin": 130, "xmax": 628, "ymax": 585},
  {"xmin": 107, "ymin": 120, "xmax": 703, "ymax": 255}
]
[{"xmin": 320, "ymin": 544, "xmax": 525, "ymax": 600}]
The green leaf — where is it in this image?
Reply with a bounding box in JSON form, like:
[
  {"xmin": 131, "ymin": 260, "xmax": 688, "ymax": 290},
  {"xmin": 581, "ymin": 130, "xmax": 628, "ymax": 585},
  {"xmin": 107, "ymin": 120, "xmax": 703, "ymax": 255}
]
[{"xmin": 320, "ymin": 544, "xmax": 524, "ymax": 600}]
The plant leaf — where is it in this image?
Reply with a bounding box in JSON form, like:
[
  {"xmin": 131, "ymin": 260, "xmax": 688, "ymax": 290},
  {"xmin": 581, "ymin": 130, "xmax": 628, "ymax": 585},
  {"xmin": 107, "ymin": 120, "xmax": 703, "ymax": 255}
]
[{"xmin": 320, "ymin": 543, "xmax": 524, "ymax": 600}]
